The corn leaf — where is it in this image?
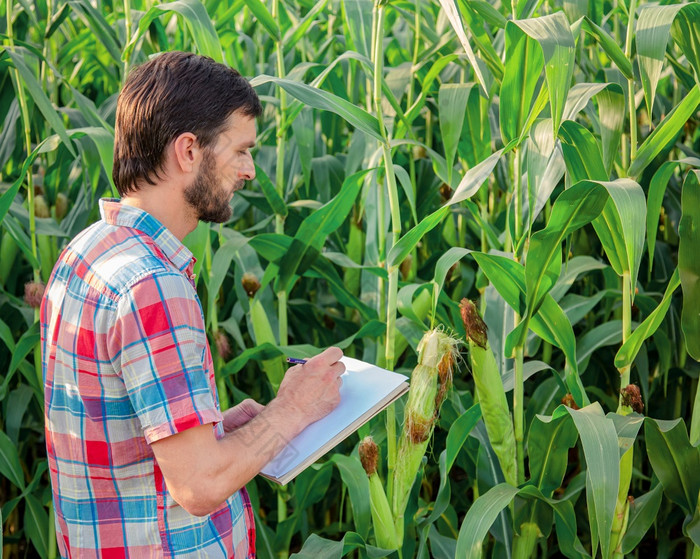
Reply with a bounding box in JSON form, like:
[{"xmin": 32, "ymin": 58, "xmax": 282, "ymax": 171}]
[
  {"xmin": 679, "ymin": 170, "xmax": 700, "ymax": 361},
  {"xmin": 636, "ymin": 4, "xmax": 686, "ymax": 121},
  {"xmin": 0, "ymin": 430, "xmax": 25, "ymax": 490},
  {"xmin": 342, "ymin": 0, "xmax": 373, "ymax": 59},
  {"xmin": 439, "ymin": 83, "xmax": 475, "ymax": 184},
  {"xmin": 629, "ymin": 85, "xmax": 700, "ymax": 179},
  {"xmin": 124, "ymin": 0, "xmax": 223, "ymax": 62},
  {"xmin": 455, "ymin": 483, "xmax": 519, "ymax": 558},
  {"xmin": 593, "ymin": 179, "xmax": 647, "ymax": 293},
  {"xmin": 448, "ymin": 148, "xmax": 507, "ymax": 205},
  {"xmin": 283, "ymin": 0, "xmax": 329, "ymax": 54},
  {"xmin": 621, "ymin": 483, "xmax": 664, "ymax": 554},
  {"xmin": 445, "ymin": 404, "xmax": 482, "ymax": 473},
  {"xmin": 645, "ymin": 417, "xmax": 700, "ymax": 516},
  {"xmin": 528, "ymin": 413, "xmax": 578, "ymax": 497},
  {"xmin": 595, "ymin": 85, "xmax": 626, "ymax": 174},
  {"xmin": 511, "ymin": 181, "xmax": 608, "ymax": 349},
  {"xmin": 275, "ymin": 169, "xmax": 367, "ymax": 293},
  {"xmin": 671, "ymin": 4, "xmax": 700, "ymax": 88},
  {"xmin": 252, "ymin": 75, "xmax": 383, "ymax": 142},
  {"xmin": 500, "ymin": 24, "xmax": 545, "ymax": 145},
  {"xmin": 5, "ymin": 49, "xmax": 76, "ymax": 157},
  {"xmin": 387, "ymin": 206, "xmax": 450, "ymax": 269},
  {"xmin": 436, "ymin": 0, "xmax": 490, "ymax": 95},
  {"xmin": 24, "ymin": 493, "xmax": 48, "ymax": 559},
  {"xmin": 512, "ymin": 13, "xmax": 576, "ymax": 137},
  {"xmin": 330, "ymin": 455, "xmax": 371, "ymax": 539},
  {"xmin": 558, "ymin": 120, "xmax": 607, "ymax": 182},
  {"xmin": 615, "ymin": 268, "xmax": 681, "ymax": 368},
  {"xmin": 68, "ymin": 0, "xmax": 121, "ymax": 65},
  {"xmin": 559, "ymin": 403, "xmax": 620, "ymax": 559},
  {"xmin": 582, "ymin": 17, "xmax": 633, "ymax": 80}
]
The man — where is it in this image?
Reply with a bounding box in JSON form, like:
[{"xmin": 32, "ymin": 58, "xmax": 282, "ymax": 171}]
[{"xmin": 41, "ymin": 51, "xmax": 345, "ymax": 558}]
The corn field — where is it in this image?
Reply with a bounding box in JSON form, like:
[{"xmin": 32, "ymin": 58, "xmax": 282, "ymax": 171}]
[{"xmin": 1, "ymin": 0, "xmax": 700, "ymax": 556}]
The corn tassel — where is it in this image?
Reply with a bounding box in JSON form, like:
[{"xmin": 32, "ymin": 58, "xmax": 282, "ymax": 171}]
[
  {"xmin": 461, "ymin": 299, "xmax": 518, "ymax": 487},
  {"xmin": 359, "ymin": 437, "xmax": 399, "ymax": 549},
  {"xmin": 391, "ymin": 328, "xmax": 459, "ymax": 540}
]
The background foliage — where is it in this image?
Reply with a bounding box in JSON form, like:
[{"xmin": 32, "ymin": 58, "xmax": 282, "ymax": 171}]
[{"xmin": 1, "ymin": 0, "xmax": 700, "ymax": 557}]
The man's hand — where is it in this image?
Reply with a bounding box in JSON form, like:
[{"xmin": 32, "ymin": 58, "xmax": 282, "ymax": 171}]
[
  {"xmin": 275, "ymin": 347, "xmax": 346, "ymax": 424},
  {"xmin": 150, "ymin": 346, "xmax": 346, "ymax": 517},
  {"xmin": 222, "ymin": 399, "xmax": 265, "ymax": 433}
]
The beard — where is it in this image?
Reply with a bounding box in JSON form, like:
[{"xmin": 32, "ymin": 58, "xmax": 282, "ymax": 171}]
[{"xmin": 184, "ymin": 149, "xmax": 236, "ymax": 224}]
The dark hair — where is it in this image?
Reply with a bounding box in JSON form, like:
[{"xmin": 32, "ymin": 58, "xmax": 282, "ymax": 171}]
[{"xmin": 112, "ymin": 51, "xmax": 262, "ymax": 196}]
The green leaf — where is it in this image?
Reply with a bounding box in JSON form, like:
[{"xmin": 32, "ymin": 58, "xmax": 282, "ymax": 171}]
[
  {"xmin": 644, "ymin": 417, "xmax": 700, "ymax": 515},
  {"xmin": 581, "ymin": 17, "xmax": 634, "ymax": 80},
  {"xmin": 124, "ymin": 0, "xmax": 223, "ymax": 61},
  {"xmin": 596, "ymin": 84, "xmax": 626, "ymax": 175},
  {"xmin": 558, "ymin": 120, "xmax": 607, "ymax": 182},
  {"xmin": 528, "ymin": 412, "xmax": 579, "ymax": 497},
  {"xmin": 431, "ymin": 247, "xmax": 472, "ymax": 319},
  {"xmin": 0, "ymin": 431, "xmax": 25, "ymax": 490},
  {"xmin": 636, "ymin": 4, "xmax": 686, "ymax": 120},
  {"xmin": 561, "ymin": 403, "xmax": 620, "ymax": 559},
  {"xmin": 680, "ymin": 170, "xmax": 700, "ymax": 361},
  {"xmin": 455, "ymin": 483, "xmax": 519, "ymax": 559},
  {"xmin": 7, "ymin": 321, "xmax": 40, "ymax": 386},
  {"xmin": 512, "ymin": 181, "xmax": 608, "ymax": 349},
  {"xmin": 68, "ymin": 0, "xmax": 121, "ymax": 65},
  {"xmin": 500, "ymin": 21, "xmax": 545, "ymax": 145},
  {"xmin": 255, "ymin": 164, "xmax": 287, "ymax": 217},
  {"xmin": 629, "ymin": 85, "xmax": 700, "ymax": 179},
  {"xmin": 387, "ymin": 206, "xmax": 450, "ymax": 270},
  {"xmin": 448, "ymin": 148, "xmax": 506, "ymax": 205},
  {"xmin": 473, "ymin": 253, "xmax": 583, "ymax": 403},
  {"xmin": 275, "ymin": 169, "xmax": 367, "ymax": 293},
  {"xmin": 621, "ymin": 483, "xmax": 664, "ymax": 554},
  {"xmin": 5, "ymin": 49, "xmax": 76, "ymax": 157},
  {"xmin": 671, "ymin": 5, "xmax": 700, "ymax": 88},
  {"xmin": 512, "ymin": 12, "xmax": 576, "ymax": 136},
  {"xmin": 615, "ymin": 268, "xmax": 681, "ymax": 368},
  {"xmin": 24, "ymin": 493, "xmax": 48, "ymax": 558},
  {"xmin": 527, "ymin": 119, "xmax": 564, "ymax": 227},
  {"xmin": 342, "ymin": 0, "xmax": 373, "ymax": 59},
  {"xmin": 331, "ymin": 455, "xmax": 370, "ymax": 539},
  {"xmin": 439, "ymin": 83, "xmax": 476, "ymax": 184},
  {"xmin": 283, "ymin": 0, "xmax": 329, "ymax": 54},
  {"xmin": 251, "ymin": 75, "xmax": 383, "ymax": 142},
  {"xmin": 435, "ymin": 0, "xmax": 490, "ymax": 95},
  {"xmin": 647, "ymin": 161, "xmax": 681, "ymax": 273},
  {"xmin": 182, "ymin": 222, "xmax": 210, "ymax": 287},
  {"xmin": 592, "ymin": 179, "xmax": 647, "ymax": 293},
  {"xmin": 445, "ymin": 404, "xmax": 482, "ymax": 472}
]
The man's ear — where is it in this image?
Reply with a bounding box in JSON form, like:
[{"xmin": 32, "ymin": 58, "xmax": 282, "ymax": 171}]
[{"xmin": 172, "ymin": 132, "xmax": 201, "ymax": 174}]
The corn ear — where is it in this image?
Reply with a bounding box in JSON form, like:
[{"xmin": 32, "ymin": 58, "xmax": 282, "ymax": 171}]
[
  {"xmin": 359, "ymin": 437, "xmax": 399, "ymax": 549},
  {"xmin": 392, "ymin": 329, "xmax": 459, "ymax": 532},
  {"xmin": 249, "ymin": 297, "xmax": 286, "ymax": 391},
  {"xmin": 461, "ymin": 299, "xmax": 517, "ymax": 487},
  {"xmin": 243, "ymin": 271, "xmax": 285, "ymax": 391}
]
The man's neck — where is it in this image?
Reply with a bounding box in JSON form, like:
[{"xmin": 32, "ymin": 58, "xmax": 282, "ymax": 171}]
[{"xmin": 120, "ymin": 187, "xmax": 197, "ymax": 242}]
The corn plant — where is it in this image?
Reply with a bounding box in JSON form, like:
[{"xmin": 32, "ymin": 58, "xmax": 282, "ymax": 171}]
[{"xmin": 1, "ymin": 0, "xmax": 700, "ymax": 557}]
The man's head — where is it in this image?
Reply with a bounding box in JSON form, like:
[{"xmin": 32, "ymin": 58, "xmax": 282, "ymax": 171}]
[{"xmin": 113, "ymin": 51, "xmax": 262, "ymax": 212}]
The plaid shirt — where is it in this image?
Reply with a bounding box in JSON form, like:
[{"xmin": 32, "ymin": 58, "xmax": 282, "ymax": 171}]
[{"xmin": 41, "ymin": 199, "xmax": 255, "ymax": 558}]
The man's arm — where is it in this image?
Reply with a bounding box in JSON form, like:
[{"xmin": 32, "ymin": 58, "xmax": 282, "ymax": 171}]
[{"xmin": 150, "ymin": 347, "xmax": 345, "ymax": 516}]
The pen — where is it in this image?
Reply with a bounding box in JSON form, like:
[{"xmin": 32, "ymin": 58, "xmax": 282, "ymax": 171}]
[{"xmin": 286, "ymin": 357, "xmax": 307, "ymax": 365}]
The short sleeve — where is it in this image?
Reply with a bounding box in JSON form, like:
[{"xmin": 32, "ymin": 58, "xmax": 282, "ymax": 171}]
[{"xmin": 108, "ymin": 270, "xmax": 222, "ymax": 444}]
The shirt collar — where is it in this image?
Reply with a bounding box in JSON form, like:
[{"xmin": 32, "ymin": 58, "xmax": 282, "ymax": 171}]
[{"xmin": 99, "ymin": 198, "xmax": 195, "ymax": 274}]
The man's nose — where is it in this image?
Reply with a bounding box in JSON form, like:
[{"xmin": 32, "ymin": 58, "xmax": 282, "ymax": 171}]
[{"xmin": 239, "ymin": 153, "xmax": 255, "ymax": 181}]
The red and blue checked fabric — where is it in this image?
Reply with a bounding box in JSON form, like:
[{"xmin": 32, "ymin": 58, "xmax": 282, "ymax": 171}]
[{"xmin": 41, "ymin": 199, "xmax": 255, "ymax": 558}]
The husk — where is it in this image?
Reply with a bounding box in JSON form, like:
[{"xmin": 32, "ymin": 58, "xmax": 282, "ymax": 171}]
[{"xmin": 391, "ymin": 328, "xmax": 460, "ymax": 529}]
